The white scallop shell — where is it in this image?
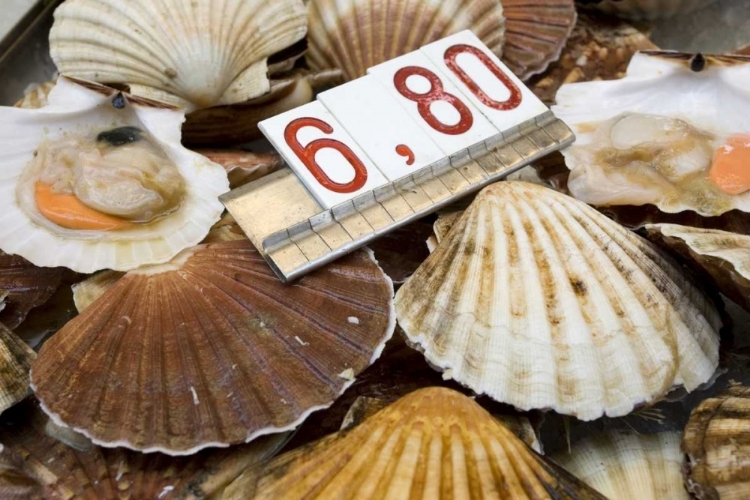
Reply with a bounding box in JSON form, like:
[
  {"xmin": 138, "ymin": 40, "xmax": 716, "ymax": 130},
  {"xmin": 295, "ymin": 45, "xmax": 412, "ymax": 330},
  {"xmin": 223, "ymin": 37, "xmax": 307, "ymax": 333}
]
[
  {"xmin": 0, "ymin": 77, "xmax": 228, "ymax": 273},
  {"xmin": 50, "ymin": 0, "xmax": 307, "ymax": 110},
  {"xmin": 552, "ymin": 51, "xmax": 750, "ymax": 216},
  {"xmin": 395, "ymin": 181, "xmax": 721, "ymax": 420}
]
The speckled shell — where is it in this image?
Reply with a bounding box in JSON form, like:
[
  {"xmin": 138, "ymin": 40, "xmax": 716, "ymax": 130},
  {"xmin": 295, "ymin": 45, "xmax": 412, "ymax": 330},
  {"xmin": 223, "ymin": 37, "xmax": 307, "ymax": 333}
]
[
  {"xmin": 253, "ymin": 387, "xmax": 606, "ymax": 499},
  {"xmin": 682, "ymin": 385, "xmax": 750, "ymax": 499},
  {"xmin": 0, "ymin": 323, "xmax": 35, "ymax": 414},
  {"xmin": 49, "ymin": 0, "xmax": 307, "ymax": 110},
  {"xmin": 500, "ymin": 0, "xmax": 577, "ymax": 80},
  {"xmin": 0, "ymin": 77, "xmax": 229, "ymax": 274},
  {"xmin": 553, "ymin": 431, "xmax": 688, "ymax": 499},
  {"xmin": 396, "ymin": 181, "xmax": 721, "ymax": 420},
  {"xmin": 0, "ymin": 399, "xmax": 288, "ymax": 499},
  {"xmin": 195, "ymin": 149, "xmax": 284, "ymax": 189},
  {"xmin": 645, "ymin": 224, "xmax": 750, "ymax": 311},
  {"xmin": 587, "ymin": 0, "xmax": 716, "ymax": 20},
  {"xmin": 306, "ymin": 0, "xmax": 505, "ymax": 82},
  {"xmin": 0, "ymin": 251, "xmax": 65, "ymax": 330},
  {"xmin": 31, "ymin": 240, "xmax": 395, "ymax": 455}
]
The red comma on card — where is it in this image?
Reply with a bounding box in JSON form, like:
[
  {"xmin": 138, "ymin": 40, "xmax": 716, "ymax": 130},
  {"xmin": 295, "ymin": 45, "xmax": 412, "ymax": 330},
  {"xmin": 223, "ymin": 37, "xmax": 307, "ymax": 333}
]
[{"xmin": 395, "ymin": 144, "xmax": 415, "ymax": 165}]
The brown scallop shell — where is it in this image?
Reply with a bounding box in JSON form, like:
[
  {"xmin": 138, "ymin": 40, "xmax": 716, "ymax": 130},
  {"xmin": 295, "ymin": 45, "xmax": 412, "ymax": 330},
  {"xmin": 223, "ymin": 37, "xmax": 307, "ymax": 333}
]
[
  {"xmin": 682, "ymin": 385, "xmax": 750, "ymax": 499},
  {"xmin": 31, "ymin": 240, "xmax": 396, "ymax": 454},
  {"xmin": 501, "ymin": 0, "xmax": 577, "ymax": 80},
  {"xmin": 195, "ymin": 149, "xmax": 284, "ymax": 189},
  {"xmin": 252, "ymin": 387, "xmax": 606, "ymax": 499},
  {"xmin": 0, "ymin": 251, "xmax": 66, "ymax": 330},
  {"xmin": 0, "ymin": 323, "xmax": 35, "ymax": 414},
  {"xmin": 0, "ymin": 399, "xmax": 288, "ymax": 499}
]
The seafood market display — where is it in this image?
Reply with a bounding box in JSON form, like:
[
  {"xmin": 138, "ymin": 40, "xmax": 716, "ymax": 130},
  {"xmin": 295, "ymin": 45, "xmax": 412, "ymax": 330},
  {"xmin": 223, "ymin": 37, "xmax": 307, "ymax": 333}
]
[{"xmin": 0, "ymin": 0, "xmax": 748, "ymax": 498}]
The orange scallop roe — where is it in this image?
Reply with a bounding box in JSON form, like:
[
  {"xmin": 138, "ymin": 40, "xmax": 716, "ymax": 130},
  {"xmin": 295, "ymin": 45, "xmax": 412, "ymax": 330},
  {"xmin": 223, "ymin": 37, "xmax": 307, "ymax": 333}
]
[
  {"xmin": 708, "ymin": 134, "xmax": 750, "ymax": 195},
  {"xmin": 35, "ymin": 182, "xmax": 132, "ymax": 231}
]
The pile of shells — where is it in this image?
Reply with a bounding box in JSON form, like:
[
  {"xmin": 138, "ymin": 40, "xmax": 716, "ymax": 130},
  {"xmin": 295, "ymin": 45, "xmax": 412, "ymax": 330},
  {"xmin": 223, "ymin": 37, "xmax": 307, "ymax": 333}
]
[{"xmin": 1, "ymin": 0, "xmax": 749, "ymax": 498}]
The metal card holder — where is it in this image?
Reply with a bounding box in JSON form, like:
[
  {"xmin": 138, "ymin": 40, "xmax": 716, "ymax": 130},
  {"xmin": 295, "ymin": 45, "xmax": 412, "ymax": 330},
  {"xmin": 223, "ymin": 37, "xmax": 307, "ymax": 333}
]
[{"xmin": 221, "ymin": 111, "xmax": 575, "ymax": 282}]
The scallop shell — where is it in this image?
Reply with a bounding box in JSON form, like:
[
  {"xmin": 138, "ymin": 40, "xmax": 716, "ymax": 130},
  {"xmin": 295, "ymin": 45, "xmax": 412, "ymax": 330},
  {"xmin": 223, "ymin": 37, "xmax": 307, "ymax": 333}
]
[
  {"xmin": 50, "ymin": 0, "xmax": 307, "ymax": 110},
  {"xmin": 306, "ymin": 0, "xmax": 505, "ymax": 82},
  {"xmin": 645, "ymin": 224, "xmax": 750, "ymax": 311},
  {"xmin": 396, "ymin": 181, "xmax": 721, "ymax": 420},
  {"xmin": 31, "ymin": 240, "xmax": 395, "ymax": 454},
  {"xmin": 552, "ymin": 51, "xmax": 750, "ymax": 217},
  {"xmin": 253, "ymin": 387, "xmax": 606, "ymax": 499},
  {"xmin": 682, "ymin": 385, "xmax": 750, "ymax": 499},
  {"xmin": 0, "ymin": 399, "xmax": 288, "ymax": 499},
  {"xmin": 0, "ymin": 77, "xmax": 228, "ymax": 274},
  {"xmin": 0, "ymin": 251, "xmax": 65, "ymax": 330},
  {"xmin": 501, "ymin": 0, "xmax": 577, "ymax": 80},
  {"xmin": 585, "ymin": 0, "xmax": 716, "ymax": 20},
  {"xmin": 553, "ymin": 430, "xmax": 688, "ymax": 499},
  {"xmin": 14, "ymin": 80, "xmax": 56, "ymax": 109},
  {"xmin": 0, "ymin": 323, "xmax": 35, "ymax": 414},
  {"xmin": 196, "ymin": 149, "xmax": 284, "ymax": 189}
]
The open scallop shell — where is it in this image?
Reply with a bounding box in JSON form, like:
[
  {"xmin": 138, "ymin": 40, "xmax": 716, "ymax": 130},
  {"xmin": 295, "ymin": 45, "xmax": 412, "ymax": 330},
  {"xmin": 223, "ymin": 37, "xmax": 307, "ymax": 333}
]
[
  {"xmin": 0, "ymin": 399, "xmax": 288, "ymax": 499},
  {"xmin": 552, "ymin": 51, "xmax": 750, "ymax": 217},
  {"xmin": 0, "ymin": 323, "xmax": 35, "ymax": 414},
  {"xmin": 306, "ymin": 0, "xmax": 505, "ymax": 82},
  {"xmin": 584, "ymin": 0, "xmax": 715, "ymax": 20},
  {"xmin": 645, "ymin": 224, "xmax": 750, "ymax": 311},
  {"xmin": 396, "ymin": 181, "xmax": 721, "ymax": 420},
  {"xmin": 0, "ymin": 77, "xmax": 228, "ymax": 274},
  {"xmin": 31, "ymin": 240, "xmax": 395, "ymax": 455},
  {"xmin": 0, "ymin": 251, "xmax": 65, "ymax": 330},
  {"xmin": 553, "ymin": 430, "xmax": 688, "ymax": 499},
  {"xmin": 50, "ymin": 0, "xmax": 307, "ymax": 110},
  {"xmin": 501, "ymin": 0, "xmax": 577, "ymax": 80},
  {"xmin": 682, "ymin": 384, "xmax": 750, "ymax": 499},
  {"xmin": 252, "ymin": 387, "xmax": 605, "ymax": 499}
]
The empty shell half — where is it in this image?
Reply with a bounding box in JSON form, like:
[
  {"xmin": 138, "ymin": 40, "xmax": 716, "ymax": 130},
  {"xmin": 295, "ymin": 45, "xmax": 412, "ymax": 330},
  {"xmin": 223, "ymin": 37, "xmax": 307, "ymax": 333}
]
[
  {"xmin": 252, "ymin": 387, "xmax": 606, "ymax": 499},
  {"xmin": 396, "ymin": 181, "xmax": 721, "ymax": 420},
  {"xmin": 0, "ymin": 323, "xmax": 35, "ymax": 414},
  {"xmin": 682, "ymin": 384, "xmax": 750, "ymax": 499},
  {"xmin": 31, "ymin": 240, "xmax": 395, "ymax": 454},
  {"xmin": 645, "ymin": 224, "xmax": 750, "ymax": 311},
  {"xmin": 553, "ymin": 51, "xmax": 750, "ymax": 217},
  {"xmin": 553, "ymin": 430, "xmax": 688, "ymax": 499},
  {"xmin": 306, "ymin": 0, "xmax": 505, "ymax": 82},
  {"xmin": 50, "ymin": 0, "xmax": 307, "ymax": 110},
  {"xmin": 0, "ymin": 77, "xmax": 228, "ymax": 274}
]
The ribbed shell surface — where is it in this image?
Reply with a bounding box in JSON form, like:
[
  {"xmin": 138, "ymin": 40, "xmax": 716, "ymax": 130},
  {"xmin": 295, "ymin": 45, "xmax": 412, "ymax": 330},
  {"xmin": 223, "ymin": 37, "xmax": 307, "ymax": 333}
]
[
  {"xmin": 682, "ymin": 385, "xmax": 750, "ymax": 500},
  {"xmin": 0, "ymin": 251, "xmax": 65, "ymax": 330},
  {"xmin": 50, "ymin": 0, "xmax": 308, "ymax": 109},
  {"xmin": 254, "ymin": 387, "xmax": 606, "ymax": 499},
  {"xmin": 0, "ymin": 323, "xmax": 35, "ymax": 414},
  {"xmin": 553, "ymin": 431, "xmax": 688, "ymax": 499},
  {"xmin": 306, "ymin": 0, "xmax": 505, "ymax": 81},
  {"xmin": 30, "ymin": 240, "xmax": 396, "ymax": 454},
  {"xmin": 396, "ymin": 182, "xmax": 720, "ymax": 420}
]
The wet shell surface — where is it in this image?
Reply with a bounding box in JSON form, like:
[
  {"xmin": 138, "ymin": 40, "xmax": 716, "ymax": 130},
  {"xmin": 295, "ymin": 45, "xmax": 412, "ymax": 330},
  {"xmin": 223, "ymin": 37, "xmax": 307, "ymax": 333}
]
[
  {"xmin": 253, "ymin": 387, "xmax": 606, "ymax": 499},
  {"xmin": 396, "ymin": 181, "xmax": 721, "ymax": 420},
  {"xmin": 586, "ymin": 0, "xmax": 715, "ymax": 20},
  {"xmin": 553, "ymin": 52, "xmax": 750, "ymax": 217},
  {"xmin": 553, "ymin": 430, "xmax": 688, "ymax": 499},
  {"xmin": 50, "ymin": 0, "xmax": 307, "ymax": 110},
  {"xmin": 306, "ymin": 0, "xmax": 505, "ymax": 82},
  {"xmin": 0, "ymin": 251, "xmax": 65, "ymax": 330},
  {"xmin": 0, "ymin": 77, "xmax": 228, "ymax": 274},
  {"xmin": 0, "ymin": 399, "xmax": 288, "ymax": 499},
  {"xmin": 0, "ymin": 323, "xmax": 35, "ymax": 414},
  {"xmin": 501, "ymin": 0, "xmax": 577, "ymax": 80},
  {"xmin": 31, "ymin": 240, "xmax": 395, "ymax": 454},
  {"xmin": 645, "ymin": 224, "xmax": 750, "ymax": 311},
  {"xmin": 682, "ymin": 385, "xmax": 750, "ymax": 499}
]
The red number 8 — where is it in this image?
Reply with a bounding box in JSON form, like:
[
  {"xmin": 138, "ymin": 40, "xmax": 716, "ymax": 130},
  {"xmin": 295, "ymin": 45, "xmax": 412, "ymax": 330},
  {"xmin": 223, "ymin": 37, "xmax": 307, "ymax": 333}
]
[
  {"xmin": 393, "ymin": 66, "xmax": 474, "ymax": 135},
  {"xmin": 284, "ymin": 117, "xmax": 368, "ymax": 194}
]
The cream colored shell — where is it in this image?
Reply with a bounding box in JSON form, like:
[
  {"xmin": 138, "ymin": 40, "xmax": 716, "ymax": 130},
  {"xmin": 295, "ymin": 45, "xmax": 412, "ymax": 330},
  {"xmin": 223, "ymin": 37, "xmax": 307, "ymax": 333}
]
[
  {"xmin": 50, "ymin": 0, "xmax": 307, "ymax": 110},
  {"xmin": 396, "ymin": 181, "xmax": 720, "ymax": 420},
  {"xmin": 553, "ymin": 431, "xmax": 688, "ymax": 499},
  {"xmin": 0, "ymin": 77, "xmax": 228, "ymax": 274},
  {"xmin": 306, "ymin": 0, "xmax": 505, "ymax": 81}
]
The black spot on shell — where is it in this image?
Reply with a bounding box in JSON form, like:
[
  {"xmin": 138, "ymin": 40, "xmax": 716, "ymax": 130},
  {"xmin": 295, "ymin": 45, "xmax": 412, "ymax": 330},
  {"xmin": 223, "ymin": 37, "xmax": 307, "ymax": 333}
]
[
  {"xmin": 112, "ymin": 93, "xmax": 126, "ymax": 109},
  {"xmin": 96, "ymin": 126, "xmax": 142, "ymax": 147},
  {"xmin": 570, "ymin": 279, "xmax": 587, "ymax": 296},
  {"xmin": 690, "ymin": 54, "xmax": 706, "ymax": 72}
]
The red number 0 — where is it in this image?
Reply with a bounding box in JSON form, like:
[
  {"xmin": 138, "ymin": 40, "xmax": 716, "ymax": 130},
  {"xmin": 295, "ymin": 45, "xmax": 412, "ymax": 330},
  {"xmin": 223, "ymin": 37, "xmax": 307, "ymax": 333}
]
[
  {"xmin": 444, "ymin": 44, "xmax": 522, "ymax": 111},
  {"xmin": 393, "ymin": 66, "xmax": 473, "ymax": 135},
  {"xmin": 284, "ymin": 117, "xmax": 368, "ymax": 194}
]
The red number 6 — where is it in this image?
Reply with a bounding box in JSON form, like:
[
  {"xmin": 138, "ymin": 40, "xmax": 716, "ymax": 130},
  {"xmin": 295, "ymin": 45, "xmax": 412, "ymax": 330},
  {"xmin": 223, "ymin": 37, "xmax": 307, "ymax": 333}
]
[
  {"xmin": 284, "ymin": 117, "xmax": 368, "ymax": 194},
  {"xmin": 393, "ymin": 66, "xmax": 474, "ymax": 135}
]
